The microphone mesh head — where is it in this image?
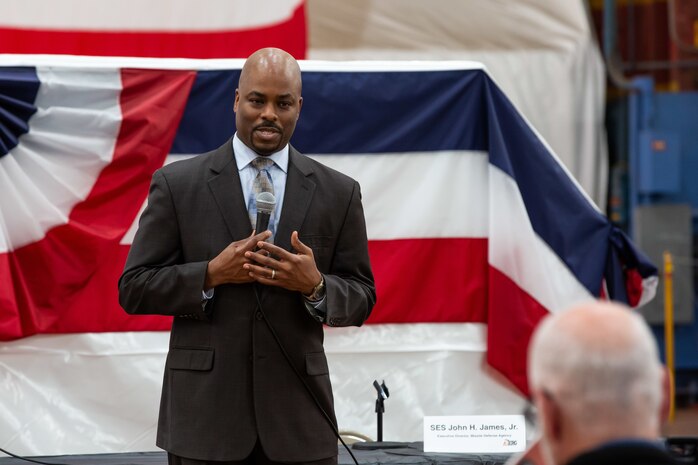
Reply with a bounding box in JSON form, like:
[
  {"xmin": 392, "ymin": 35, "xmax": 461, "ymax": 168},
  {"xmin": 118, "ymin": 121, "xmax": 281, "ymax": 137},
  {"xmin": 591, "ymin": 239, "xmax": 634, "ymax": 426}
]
[{"xmin": 256, "ymin": 191, "xmax": 276, "ymax": 214}]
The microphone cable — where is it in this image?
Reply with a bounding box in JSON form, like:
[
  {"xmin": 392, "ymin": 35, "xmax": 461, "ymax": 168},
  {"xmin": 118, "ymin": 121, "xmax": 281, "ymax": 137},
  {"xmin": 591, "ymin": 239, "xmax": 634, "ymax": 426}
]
[
  {"xmin": 0, "ymin": 446, "xmax": 71, "ymax": 465},
  {"xmin": 253, "ymin": 287, "xmax": 360, "ymax": 465}
]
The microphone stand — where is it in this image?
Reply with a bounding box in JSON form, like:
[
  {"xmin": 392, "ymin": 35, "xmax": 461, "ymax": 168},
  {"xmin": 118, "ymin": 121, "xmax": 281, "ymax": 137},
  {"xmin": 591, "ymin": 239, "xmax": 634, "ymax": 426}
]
[
  {"xmin": 352, "ymin": 381, "xmax": 401, "ymax": 451},
  {"xmin": 373, "ymin": 380, "xmax": 389, "ymax": 442}
]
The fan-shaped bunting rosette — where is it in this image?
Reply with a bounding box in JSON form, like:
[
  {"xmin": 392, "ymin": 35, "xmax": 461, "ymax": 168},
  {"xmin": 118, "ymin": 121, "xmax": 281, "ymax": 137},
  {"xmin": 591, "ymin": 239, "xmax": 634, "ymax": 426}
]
[
  {"xmin": 0, "ymin": 67, "xmax": 39, "ymax": 157},
  {"xmin": 0, "ymin": 68, "xmax": 121, "ymax": 252}
]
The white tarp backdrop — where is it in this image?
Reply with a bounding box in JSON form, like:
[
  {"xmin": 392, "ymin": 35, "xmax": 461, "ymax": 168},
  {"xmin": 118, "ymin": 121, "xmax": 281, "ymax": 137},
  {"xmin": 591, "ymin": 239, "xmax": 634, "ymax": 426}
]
[{"xmin": 1, "ymin": 325, "xmax": 527, "ymax": 454}]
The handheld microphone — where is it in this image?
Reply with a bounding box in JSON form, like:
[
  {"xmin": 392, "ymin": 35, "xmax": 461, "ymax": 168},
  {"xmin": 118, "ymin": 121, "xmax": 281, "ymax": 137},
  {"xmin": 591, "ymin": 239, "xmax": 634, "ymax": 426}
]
[{"xmin": 254, "ymin": 191, "xmax": 276, "ymax": 234}]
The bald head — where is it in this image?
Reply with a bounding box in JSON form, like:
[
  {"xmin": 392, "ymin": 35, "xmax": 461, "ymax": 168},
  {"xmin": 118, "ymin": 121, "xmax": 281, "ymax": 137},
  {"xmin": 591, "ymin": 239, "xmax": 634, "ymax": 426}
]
[
  {"xmin": 234, "ymin": 48, "xmax": 303, "ymax": 155},
  {"xmin": 531, "ymin": 301, "xmax": 658, "ymax": 363},
  {"xmin": 528, "ymin": 301, "xmax": 665, "ymax": 462},
  {"xmin": 239, "ymin": 48, "xmax": 302, "ymax": 96}
]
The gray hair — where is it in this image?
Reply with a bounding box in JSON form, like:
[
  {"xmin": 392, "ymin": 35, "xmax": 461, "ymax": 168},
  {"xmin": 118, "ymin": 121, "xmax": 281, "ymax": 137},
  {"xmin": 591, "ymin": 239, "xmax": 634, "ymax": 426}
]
[{"xmin": 528, "ymin": 301, "xmax": 663, "ymax": 435}]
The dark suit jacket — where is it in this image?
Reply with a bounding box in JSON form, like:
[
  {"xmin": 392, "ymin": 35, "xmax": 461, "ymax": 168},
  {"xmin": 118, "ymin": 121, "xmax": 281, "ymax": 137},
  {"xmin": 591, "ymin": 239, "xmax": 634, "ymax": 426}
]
[
  {"xmin": 118, "ymin": 140, "xmax": 376, "ymax": 462},
  {"xmin": 566, "ymin": 440, "xmax": 679, "ymax": 465}
]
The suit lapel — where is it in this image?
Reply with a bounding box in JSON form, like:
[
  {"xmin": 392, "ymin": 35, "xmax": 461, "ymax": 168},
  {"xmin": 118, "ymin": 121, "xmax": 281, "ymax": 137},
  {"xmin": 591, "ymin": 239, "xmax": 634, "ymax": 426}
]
[
  {"xmin": 276, "ymin": 147, "xmax": 316, "ymax": 252},
  {"xmin": 207, "ymin": 140, "xmax": 251, "ymax": 241}
]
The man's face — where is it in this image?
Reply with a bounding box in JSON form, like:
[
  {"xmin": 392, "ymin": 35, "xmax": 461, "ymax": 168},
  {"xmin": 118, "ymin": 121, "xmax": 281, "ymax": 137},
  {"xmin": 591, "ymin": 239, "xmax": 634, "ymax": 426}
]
[{"xmin": 234, "ymin": 64, "xmax": 303, "ymax": 156}]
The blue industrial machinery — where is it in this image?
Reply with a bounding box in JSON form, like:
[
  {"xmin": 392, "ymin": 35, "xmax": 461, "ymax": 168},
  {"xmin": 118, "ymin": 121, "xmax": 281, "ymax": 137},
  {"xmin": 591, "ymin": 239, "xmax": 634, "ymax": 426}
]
[{"xmin": 604, "ymin": 0, "xmax": 698, "ymax": 402}]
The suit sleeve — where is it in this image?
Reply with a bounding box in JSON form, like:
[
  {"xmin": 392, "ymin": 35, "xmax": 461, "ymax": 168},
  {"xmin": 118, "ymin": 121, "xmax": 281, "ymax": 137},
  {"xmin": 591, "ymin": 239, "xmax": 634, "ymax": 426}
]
[
  {"xmin": 323, "ymin": 181, "xmax": 376, "ymax": 327},
  {"xmin": 118, "ymin": 169, "xmax": 210, "ymax": 319}
]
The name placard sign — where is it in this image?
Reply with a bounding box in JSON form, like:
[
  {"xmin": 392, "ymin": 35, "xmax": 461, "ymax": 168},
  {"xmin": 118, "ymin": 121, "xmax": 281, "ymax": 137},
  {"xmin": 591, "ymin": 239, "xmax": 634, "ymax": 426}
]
[{"xmin": 424, "ymin": 415, "xmax": 526, "ymax": 454}]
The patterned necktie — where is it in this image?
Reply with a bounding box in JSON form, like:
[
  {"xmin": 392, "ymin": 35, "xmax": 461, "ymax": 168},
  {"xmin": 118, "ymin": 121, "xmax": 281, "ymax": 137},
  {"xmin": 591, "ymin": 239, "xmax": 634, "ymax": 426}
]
[{"xmin": 248, "ymin": 157, "xmax": 275, "ymax": 229}]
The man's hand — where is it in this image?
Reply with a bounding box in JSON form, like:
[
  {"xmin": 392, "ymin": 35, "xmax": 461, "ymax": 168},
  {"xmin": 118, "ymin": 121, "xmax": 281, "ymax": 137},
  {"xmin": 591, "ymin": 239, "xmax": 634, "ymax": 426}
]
[
  {"xmin": 244, "ymin": 231, "xmax": 322, "ymax": 294},
  {"xmin": 205, "ymin": 230, "xmax": 272, "ymax": 288}
]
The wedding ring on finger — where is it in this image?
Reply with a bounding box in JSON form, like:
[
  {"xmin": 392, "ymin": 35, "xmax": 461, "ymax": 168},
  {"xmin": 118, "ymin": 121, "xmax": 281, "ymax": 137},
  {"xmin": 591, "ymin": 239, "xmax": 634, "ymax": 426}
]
[{"xmin": 271, "ymin": 269, "xmax": 276, "ymax": 280}]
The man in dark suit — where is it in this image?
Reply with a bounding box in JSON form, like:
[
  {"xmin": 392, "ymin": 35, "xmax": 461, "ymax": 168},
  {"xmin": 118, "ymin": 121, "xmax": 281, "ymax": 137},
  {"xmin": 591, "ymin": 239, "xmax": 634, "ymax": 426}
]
[
  {"xmin": 118, "ymin": 48, "xmax": 376, "ymax": 465},
  {"xmin": 526, "ymin": 301, "xmax": 677, "ymax": 465}
]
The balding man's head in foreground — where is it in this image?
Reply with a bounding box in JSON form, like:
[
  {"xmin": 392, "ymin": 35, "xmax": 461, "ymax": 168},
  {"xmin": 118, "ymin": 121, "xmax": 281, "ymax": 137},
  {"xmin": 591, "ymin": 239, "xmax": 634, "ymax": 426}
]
[{"xmin": 528, "ymin": 301, "xmax": 667, "ymax": 465}]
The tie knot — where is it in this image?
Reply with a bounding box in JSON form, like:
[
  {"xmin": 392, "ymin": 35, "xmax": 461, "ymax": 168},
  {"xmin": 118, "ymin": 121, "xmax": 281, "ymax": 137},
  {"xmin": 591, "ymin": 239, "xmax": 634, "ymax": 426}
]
[{"xmin": 251, "ymin": 157, "xmax": 274, "ymax": 171}]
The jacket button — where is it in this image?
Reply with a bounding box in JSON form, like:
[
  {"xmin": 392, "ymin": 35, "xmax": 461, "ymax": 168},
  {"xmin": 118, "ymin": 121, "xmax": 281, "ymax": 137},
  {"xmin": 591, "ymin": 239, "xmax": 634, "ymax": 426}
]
[{"xmin": 255, "ymin": 311, "xmax": 263, "ymax": 320}]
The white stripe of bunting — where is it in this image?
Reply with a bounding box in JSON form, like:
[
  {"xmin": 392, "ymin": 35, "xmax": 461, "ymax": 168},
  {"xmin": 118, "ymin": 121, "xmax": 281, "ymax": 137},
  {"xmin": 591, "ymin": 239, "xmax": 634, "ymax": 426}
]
[{"xmin": 310, "ymin": 151, "xmax": 489, "ymax": 240}]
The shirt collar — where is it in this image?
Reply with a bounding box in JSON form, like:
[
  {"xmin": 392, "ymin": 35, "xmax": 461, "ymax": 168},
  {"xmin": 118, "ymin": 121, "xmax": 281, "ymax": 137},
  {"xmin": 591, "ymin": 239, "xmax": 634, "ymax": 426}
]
[{"xmin": 233, "ymin": 133, "xmax": 289, "ymax": 174}]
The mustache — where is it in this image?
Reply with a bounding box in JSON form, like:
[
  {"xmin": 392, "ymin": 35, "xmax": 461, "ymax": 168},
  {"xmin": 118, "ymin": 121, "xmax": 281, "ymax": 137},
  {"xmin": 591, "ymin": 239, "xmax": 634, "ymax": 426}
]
[{"xmin": 254, "ymin": 123, "xmax": 281, "ymax": 132}]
